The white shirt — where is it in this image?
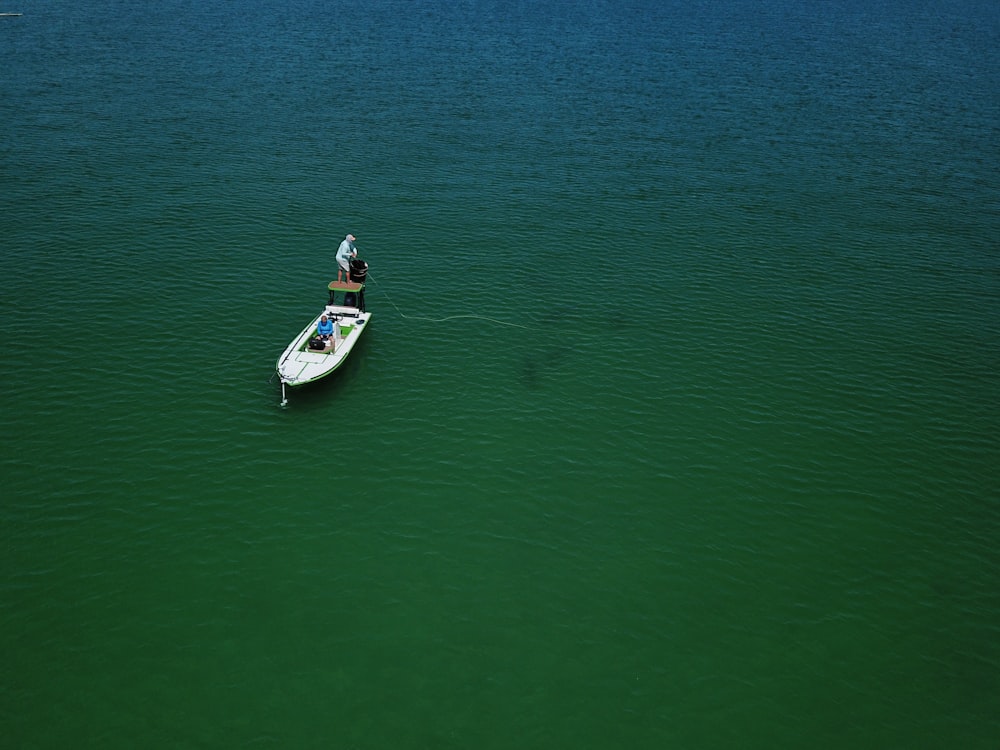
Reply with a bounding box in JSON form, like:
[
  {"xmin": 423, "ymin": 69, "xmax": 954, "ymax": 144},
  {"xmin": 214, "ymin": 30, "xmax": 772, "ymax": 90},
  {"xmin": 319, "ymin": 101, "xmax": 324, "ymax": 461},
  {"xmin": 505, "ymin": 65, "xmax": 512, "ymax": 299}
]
[{"xmin": 336, "ymin": 238, "xmax": 356, "ymax": 265}]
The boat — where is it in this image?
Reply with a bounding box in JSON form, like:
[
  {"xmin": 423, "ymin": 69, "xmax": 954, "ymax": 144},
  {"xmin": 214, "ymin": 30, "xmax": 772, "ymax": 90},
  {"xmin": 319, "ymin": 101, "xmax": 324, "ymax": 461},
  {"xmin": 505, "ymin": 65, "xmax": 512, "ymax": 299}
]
[{"xmin": 275, "ymin": 259, "xmax": 370, "ymax": 405}]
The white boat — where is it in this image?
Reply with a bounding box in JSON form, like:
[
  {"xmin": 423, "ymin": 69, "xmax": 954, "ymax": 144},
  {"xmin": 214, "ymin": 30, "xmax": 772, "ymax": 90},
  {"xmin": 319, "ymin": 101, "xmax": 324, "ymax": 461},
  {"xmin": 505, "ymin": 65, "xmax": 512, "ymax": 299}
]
[{"xmin": 275, "ymin": 262, "xmax": 370, "ymax": 405}]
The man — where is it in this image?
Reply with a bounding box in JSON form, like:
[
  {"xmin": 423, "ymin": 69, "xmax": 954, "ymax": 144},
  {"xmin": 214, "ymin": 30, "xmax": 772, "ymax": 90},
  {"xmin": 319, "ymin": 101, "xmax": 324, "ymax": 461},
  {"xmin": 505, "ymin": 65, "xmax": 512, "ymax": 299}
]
[
  {"xmin": 336, "ymin": 234, "xmax": 358, "ymax": 284},
  {"xmin": 317, "ymin": 314, "xmax": 334, "ymax": 340}
]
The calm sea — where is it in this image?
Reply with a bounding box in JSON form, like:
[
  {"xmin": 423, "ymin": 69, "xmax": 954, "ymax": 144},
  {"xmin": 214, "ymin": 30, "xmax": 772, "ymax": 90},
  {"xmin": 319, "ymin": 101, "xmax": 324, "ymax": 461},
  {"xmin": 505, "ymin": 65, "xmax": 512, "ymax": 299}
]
[{"xmin": 2, "ymin": 0, "xmax": 998, "ymax": 747}]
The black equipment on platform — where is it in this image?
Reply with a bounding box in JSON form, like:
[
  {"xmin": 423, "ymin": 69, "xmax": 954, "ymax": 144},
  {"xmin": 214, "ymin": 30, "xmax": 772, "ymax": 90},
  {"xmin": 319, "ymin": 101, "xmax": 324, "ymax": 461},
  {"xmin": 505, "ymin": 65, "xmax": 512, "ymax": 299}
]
[{"xmin": 349, "ymin": 258, "xmax": 368, "ymax": 283}]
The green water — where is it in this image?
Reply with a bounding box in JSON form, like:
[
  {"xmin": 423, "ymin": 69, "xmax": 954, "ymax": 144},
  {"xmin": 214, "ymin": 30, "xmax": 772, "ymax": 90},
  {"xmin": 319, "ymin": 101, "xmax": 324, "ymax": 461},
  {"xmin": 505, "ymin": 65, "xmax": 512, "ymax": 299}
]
[{"xmin": 2, "ymin": 0, "xmax": 999, "ymax": 747}]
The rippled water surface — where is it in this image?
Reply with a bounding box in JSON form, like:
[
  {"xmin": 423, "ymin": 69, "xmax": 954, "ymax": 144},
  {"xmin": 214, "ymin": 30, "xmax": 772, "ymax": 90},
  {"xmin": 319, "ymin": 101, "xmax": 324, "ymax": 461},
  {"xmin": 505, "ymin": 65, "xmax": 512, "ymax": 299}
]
[{"xmin": 2, "ymin": 0, "xmax": 999, "ymax": 747}]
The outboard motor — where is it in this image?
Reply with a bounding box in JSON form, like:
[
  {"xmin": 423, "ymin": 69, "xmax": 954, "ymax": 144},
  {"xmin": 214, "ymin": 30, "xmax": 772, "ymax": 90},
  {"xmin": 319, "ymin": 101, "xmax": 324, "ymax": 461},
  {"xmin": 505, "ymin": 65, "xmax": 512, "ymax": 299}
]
[{"xmin": 349, "ymin": 258, "xmax": 368, "ymax": 283}]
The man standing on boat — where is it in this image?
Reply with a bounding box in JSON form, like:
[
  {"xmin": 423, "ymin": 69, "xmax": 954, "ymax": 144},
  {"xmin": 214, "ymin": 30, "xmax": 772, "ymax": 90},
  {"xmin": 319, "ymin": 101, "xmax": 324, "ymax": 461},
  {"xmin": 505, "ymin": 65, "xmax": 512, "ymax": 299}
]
[{"xmin": 336, "ymin": 234, "xmax": 358, "ymax": 285}]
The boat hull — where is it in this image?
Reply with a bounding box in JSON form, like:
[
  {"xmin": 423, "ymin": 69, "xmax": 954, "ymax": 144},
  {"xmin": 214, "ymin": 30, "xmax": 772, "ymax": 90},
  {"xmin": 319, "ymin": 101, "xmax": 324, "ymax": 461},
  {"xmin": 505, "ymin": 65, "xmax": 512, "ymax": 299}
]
[{"xmin": 276, "ymin": 305, "xmax": 371, "ymax": 387}]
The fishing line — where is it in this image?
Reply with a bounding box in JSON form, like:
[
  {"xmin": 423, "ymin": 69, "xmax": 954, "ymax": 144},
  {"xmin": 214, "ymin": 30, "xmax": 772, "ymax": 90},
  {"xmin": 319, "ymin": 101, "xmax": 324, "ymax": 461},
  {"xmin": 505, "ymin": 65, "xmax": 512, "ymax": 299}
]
[{"xmin": 366, "ymin": 272, "xmax": 531, "ymax": 330}]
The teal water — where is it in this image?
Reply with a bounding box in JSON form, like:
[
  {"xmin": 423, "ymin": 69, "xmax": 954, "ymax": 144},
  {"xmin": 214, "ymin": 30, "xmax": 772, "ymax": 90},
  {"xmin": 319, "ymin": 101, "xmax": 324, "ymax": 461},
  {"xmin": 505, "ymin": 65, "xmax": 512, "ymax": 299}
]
[{"xmin": 3, "ymin": 0, "xmax": 999, "ymax": 747}]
